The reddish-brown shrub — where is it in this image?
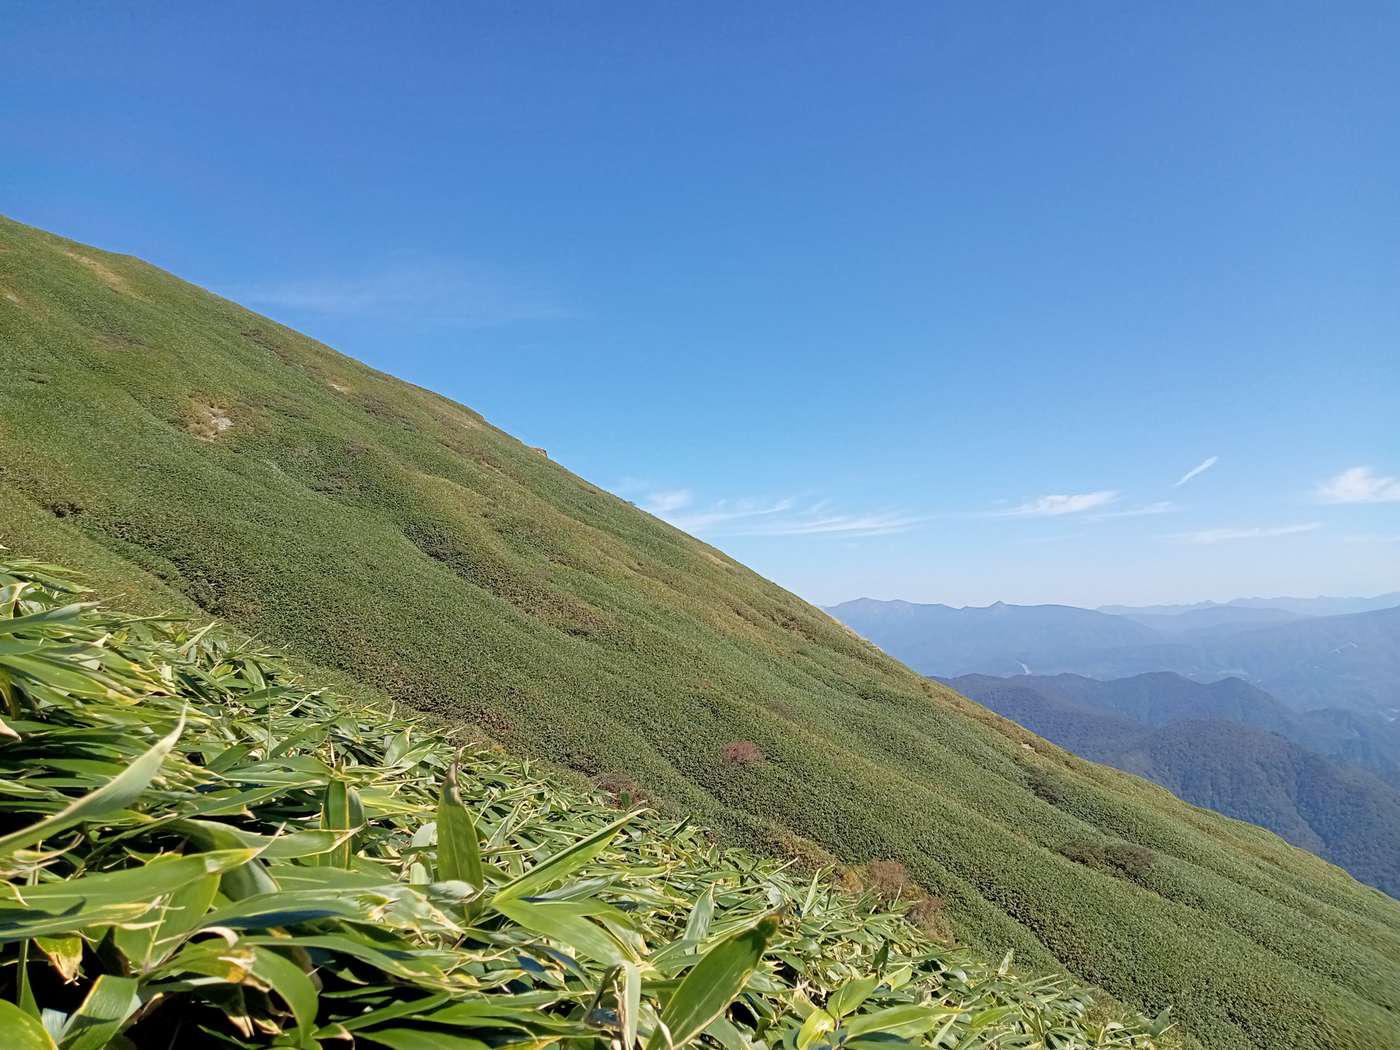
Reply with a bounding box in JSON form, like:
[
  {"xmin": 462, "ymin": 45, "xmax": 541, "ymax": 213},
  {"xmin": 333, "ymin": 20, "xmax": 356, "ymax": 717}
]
[
  {"xmin": 723, "ymin": 740, "xmax": 763, "ymax": 764},
  {"xmin": 866, "ymin": 859, "xmax": 911, "ymax": 901}
]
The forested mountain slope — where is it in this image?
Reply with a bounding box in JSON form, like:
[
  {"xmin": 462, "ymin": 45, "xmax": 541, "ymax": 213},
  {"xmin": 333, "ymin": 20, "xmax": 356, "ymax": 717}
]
[
  {"xmin": 949, "ymin": 674, "xmax": 1400, "ymax": 895},
  {"xmin": 4, "ymin": 216, "xmax": 1400, "ymax": 1049}
]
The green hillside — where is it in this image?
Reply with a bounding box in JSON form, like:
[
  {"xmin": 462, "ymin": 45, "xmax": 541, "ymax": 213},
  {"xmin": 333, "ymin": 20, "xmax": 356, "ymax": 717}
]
[
  {"xmin": 3, "ymin": 216, "xmax": 1400, "ymax": 1049},
  {"xmin": 0, "ymin": 556, "xmax": 1164, "ymax": 1048}
]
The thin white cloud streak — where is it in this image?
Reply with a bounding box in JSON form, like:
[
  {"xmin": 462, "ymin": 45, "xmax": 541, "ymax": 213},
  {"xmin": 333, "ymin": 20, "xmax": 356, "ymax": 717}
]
[
  {"xmin": 1345, "ymin": 533, "xmax": 1400, "ymax": 544},
  {"xmin": 1174, "ymin": 456, "xmax": 1219, "ymax": 487},
  {"xmin": 238, "ymin": 258, "xmax": 563, "ymax": 325},
  {"xmin": 631, "ymin": 487, "xmax": 920, "ymax": 539},
  {"xmin": 642, "ymin": 489, "xmax": 693, "ymax": 514},
  {"xmin": 1091, "ymin": 500, "xmax": 1180, "ymax": 520},
  {"xmin": 1316, "ymin": 466, "xmax": 1400, "ymax": 504},
  {"xmin": 730, "ymin": 511, "xmax": 925, "ymax": 538},
  {"xmin": 1167, "ymin": 523, "xmax": 1321, "ymax": 545},
  {"xmin": 664, "ymin": 498, "xmax": 797, "ymax": 534},
  {"xmin": 997, "ymin": 491, "xmax": 1119, "ymax": 517}
]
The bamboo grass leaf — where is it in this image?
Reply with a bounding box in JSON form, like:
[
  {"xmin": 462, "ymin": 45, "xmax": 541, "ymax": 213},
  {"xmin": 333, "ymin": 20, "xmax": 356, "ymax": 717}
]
[
  {"xmin": 0, "ymin": 1000, "xmax": 58, "ymax": 1050},
  {"xmin": 58, "ymin": 975, "xmax": 141, "ymax": 1050},
  {"xmin": 250, "ymin": 947, "xmax": 318, "ymax": 1044},
  {"xmin": 436, "ymin": 762, "xmax": 484, "ymax": 892},
  {"xmin": 493, "ymin": 811, "xmax": 640, "ymax": 906},
  {"xmin": 0, "ymin": 712, "xmax": 185, "ymax": 857},
  {"xmin": 648, "ymin": 914, "xmax": 778, "ymax": 1049}
]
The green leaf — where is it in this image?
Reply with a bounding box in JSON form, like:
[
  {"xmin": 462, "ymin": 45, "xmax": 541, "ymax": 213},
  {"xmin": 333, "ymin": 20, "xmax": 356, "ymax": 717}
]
[
  {"xmin": 319, "ymin": 777, "xmax": 363, "ymax": 868},
  {"xmin": 361, "ymin": 1030, "xmax": 488, "ymax": 1050},
  {"xmin": 34, "ymin": 934, "xmax": 83, "ymax": 983},
  {"xmin": 436, "ymin": 764, "xmax": 484, "ymax": 892},
  {"xmin": 827, "ymin": 974, "xmax": 881, "ymax": 1019},
  {"xmin": 251, "ymin": 946, "xmax": 318, "ymax": 1043},
  {"xmin": 494, "ymin": 898, "xmax": 632, "ymax": 965},
  {"xmin": 0, "ymin": 850, "xmax": 258, "ymax": 942},
  {"xmin": 843, "ymin": 1004, "xmax": 958, "ymax": 1039},
  {"xmin": 647, "ymin": 914, "xmax": 778, "ymax": 1049},
  {"xmin": 112, "ymin": 873, "xmax": 220, "ymax": 970},
  {"xmin": 621, "ymin": 961, "xmax": 642, "ymax": 1049},
  {"xmin": 683, "ymin": 885, "xmax": 714, "ymax": 943},
  {"xmin": 0, "ymin": 1001, "xmax": 58, "ymax": 1050},
  {"xmin": 0, "ymin": 712, "xmax": 184, "ymax": 857},
  {"xmin": 493, "ymin": 810, "xmax": 639, "ymax": 906},
  {"xmin": 796, "ymin": 1008, "xmax": 837, "ymax": 1049},
  {"xmin": 385, "ymin": 729, "xmax": 412, "ymax": 766},
  {"xmin": 60, "ymin": 974, "xmax": 141, "ymax": 1050},
  {"xmin": 0, "ymin": 602, "xmax": 96, "ymax": 635}
]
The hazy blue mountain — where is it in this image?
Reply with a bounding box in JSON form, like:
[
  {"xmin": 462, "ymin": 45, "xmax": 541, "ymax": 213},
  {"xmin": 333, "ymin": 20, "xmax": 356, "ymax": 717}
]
[
  {"xmin": 830, "ymin": 598, "xmax": 1400, "ymax": 717},
  {"xmin": 1110, "ymin": 605, "xmax": 1302, "ymax": 636},
  {"xmin": 822, "ymin": 598, "xmax": 1157, "ymax": 676},
  {"xmin": 1048, "ymin": 606, "xmax": 1400, "ymax": 715},
  {"xmin": 947, "ymin": 672, "xmax": 1400, "ymax": 896},
  {"xmin": 951, "ymin": 671, "xmax": 1295, "ymax": 733},
  {"xmin": 948, "ymin": 671, "xmax": 1400, "ymax": 789}
]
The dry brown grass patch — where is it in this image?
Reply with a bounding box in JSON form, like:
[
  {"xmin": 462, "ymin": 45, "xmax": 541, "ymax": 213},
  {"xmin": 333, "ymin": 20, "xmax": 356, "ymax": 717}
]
[
  {"xmin": 62, "ymin": 249, "xmax": 137, "ymax": 296},
  {"xmin": 187, "ymin": 401, "xmax": 234, "ymax": 441},
  {"xmin": 907, "ymin": 894, "xmax": 954, "ymax": 942}
]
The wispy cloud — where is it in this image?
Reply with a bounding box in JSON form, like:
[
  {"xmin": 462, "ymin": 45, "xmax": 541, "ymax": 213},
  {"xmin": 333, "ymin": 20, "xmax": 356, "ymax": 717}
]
[
  {"xmin": 652, "ymin": 495, "xmax": 797, "ymax": 534},
  {"xmin": 629, "ymin": 487, "xmax": 921, "ymax": 539},
  {"xmin": 238, "ymin": 258, "xmax": 563, "ymax": 326},
  {"xmin": 733, "ymin": 509, "xmax": 925, "ymax": 538},
  {"xmin": 641, "ymin": 489, "xmax": 693, "ymax": 514},
  {"xmin": 1092, "ymin": 500, "xmax": 1180, "ymax": 520},
  {"xmin": 1316, "ymin": 466, "xmax": 1400, "ymax": 504},
  {"xmin": 1167, "ymin": 523, "xmax": 1321, "ymax": 545},
  {"xmin": 1174, "ymin": 456, "xmax": 1219, "ymax": 487},
  {"xmin": 997, "ymin": 491, "xmax": 1119, "ymax": 517}
]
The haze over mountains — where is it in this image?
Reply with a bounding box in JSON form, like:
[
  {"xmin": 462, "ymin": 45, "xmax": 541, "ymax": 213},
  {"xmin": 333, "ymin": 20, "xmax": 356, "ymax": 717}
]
[{"xmin": 826, "ymin": 595, "xmax": 1400, "ymax": 717}]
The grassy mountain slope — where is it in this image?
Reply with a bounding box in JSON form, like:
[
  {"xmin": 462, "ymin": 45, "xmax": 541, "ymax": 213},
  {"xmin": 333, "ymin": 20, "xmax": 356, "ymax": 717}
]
[
  {"xmin": 3, "ymin": 216, "xmax": 1400, "ymax": 1048},
  {"xmin": 948, "ymin": 675, "xmax": 1400, "ymax": 895},
  {"xmin": 0, "ymin": 557, "xmax": 1167, "ymax": 1048}
]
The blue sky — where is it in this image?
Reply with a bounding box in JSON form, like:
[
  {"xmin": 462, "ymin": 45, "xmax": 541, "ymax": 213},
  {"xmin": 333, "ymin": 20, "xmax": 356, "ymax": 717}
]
[{"xmin": 5, "ymin": 3, "xmax": 1398, "ymax": 606}]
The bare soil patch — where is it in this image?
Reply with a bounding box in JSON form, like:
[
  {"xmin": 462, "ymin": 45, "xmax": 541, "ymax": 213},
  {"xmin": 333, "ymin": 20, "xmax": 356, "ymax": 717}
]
[{"xmin": 187, "ymin": 401, "xmax": 234, "ymax": 441}]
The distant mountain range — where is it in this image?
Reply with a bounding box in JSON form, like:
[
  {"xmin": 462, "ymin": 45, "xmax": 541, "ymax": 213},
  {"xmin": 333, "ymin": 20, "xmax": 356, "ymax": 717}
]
[
  {"xmin": 1100, "ymin": 592, "xmax": 1400, "ymax": 619},
  {"xmin": 823, "ymin": 599, "xmax": 1156, "ymax": 677},
  {"xmin": 825, "ymin": 596, "xmax": 1400, "ymax": 717},
  {"xmin": 946, "ymin": 672, "xmax": 1400, "ymax": 896}
]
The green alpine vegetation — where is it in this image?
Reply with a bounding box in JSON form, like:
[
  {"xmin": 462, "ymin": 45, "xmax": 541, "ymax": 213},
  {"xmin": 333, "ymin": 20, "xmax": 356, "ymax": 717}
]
[
  {"xmin": 0, "ymin": 556, "xmax": 1166, "ymax": 1048},
  {"xmin": 2, "ymin": 216, "xmax": 1400, "ymax": 1048}
]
